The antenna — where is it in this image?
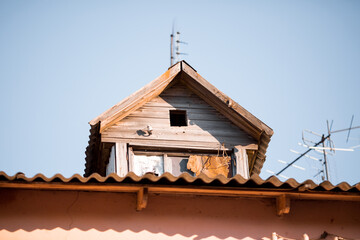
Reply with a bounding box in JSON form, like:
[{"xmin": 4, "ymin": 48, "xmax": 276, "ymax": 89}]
[
  {"xmin": 170, "ymin": 24, "xmax": 188, "ymax": 67},
  {"xmin": 170, "ymin": 23, "xmax": 174, "ymax": 66},
  {"xmin": 275, "ymin": 116, "xmax": 359, "ymax": 182}
]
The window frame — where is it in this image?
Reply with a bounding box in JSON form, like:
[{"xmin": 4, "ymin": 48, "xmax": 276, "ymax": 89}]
[{"xmin": 169, "ymin": 110, "xmax": 188, "ymax": 127}]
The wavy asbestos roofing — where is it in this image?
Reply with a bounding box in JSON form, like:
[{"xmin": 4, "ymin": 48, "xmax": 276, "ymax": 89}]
[
  {"xmin": 85, "ymin": 61, "xmax": 274, "ymax": 176},
  {"xmin": 1, "ymin": 171, "xmax": 359, "ymax": 193}
]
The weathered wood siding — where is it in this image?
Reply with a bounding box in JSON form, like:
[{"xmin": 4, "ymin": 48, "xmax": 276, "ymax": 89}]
[
  {"xmin": 105, "ymin": 146, "xmax": 115, "ymax": 175},
  {"xmin": 102, "ymin": 81, "xmax": 256, "ymax": 150}
]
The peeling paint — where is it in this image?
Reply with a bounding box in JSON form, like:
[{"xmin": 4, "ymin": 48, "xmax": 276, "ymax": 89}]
[{"xmin": 133, "ymin": 155, "xmax": 164, "ymax": 176}]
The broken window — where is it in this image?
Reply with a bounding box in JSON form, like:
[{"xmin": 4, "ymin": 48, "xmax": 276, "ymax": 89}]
[
  {"xmin": 132, "ymin": 155, "xmax": 164, "ymax": 176},
  {"xmin": 187, "ymin": 155, "xmax": 232, "ymax": 178},
  {"xmin": 129, "ymin": 147, "xmax": 235, "ymax": 178},
  {"xmin": 169, "ymin": 110, "xmax": 187, "ymax": 126},
  {"xmin": 130, "ymin": 150, "xmax": 194, "ymax": 177},
  {"xmin": 107, "ymin": 142, "xmax": 252, "ymax": 179},
  {"xmin": 165, "ymin": 156, "xmax": 194, "ymax": 176}
]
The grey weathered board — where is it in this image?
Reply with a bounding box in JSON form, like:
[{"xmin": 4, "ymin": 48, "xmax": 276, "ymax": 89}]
[{"xmin": 102, "ymin": 82, "xmax": 256, "ymax": 150}]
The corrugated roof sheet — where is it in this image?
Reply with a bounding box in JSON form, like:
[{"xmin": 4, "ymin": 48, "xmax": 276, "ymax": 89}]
[{"xmin": 1, "ymin": 171, "xmax": 359, "ymax": 192}]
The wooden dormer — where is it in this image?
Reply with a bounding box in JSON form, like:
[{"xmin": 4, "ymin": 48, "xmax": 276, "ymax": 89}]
[{"xmin": 84, "ymin": 61, "xmax": 273, "ymax": 179}]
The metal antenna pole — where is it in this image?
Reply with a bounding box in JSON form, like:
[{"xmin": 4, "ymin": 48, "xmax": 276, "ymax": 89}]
[
  {"xmin": 175, "ymin": 31, "xmax": 180, "ymax": 63},
  {"xmin": 346, "ymin": 115, "xmax": 354, "ymax": 143},
  {"xmin": 321, "ymin": 134, "xmax": 330, "ymax": 181},
  {"xmin": 170, "ymin": 33, "xmax": 174, "ymax": 66}
]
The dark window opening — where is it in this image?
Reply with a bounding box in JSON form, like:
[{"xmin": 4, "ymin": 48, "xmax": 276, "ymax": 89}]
[{"xmin": 169, "ymin": 110, "xmax": 187, "ymax": 126}]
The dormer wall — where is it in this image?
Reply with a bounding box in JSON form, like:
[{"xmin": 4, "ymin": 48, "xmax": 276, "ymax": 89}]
[
  {"xmin": 99, "ymin": 80, "xmax": 257, "ymax": 178},
  {"xmin": 84, "ymin": 61, "xmax": 273, "ymax": 179},
  {"xmin": 102, "ymin": 81, "xmax": 256, "ymax": 150}
]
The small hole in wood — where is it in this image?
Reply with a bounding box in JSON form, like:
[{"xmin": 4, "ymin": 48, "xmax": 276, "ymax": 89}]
[{"xmin": 169, "ymin": 110, "xmax": 187, "ymax": 127}]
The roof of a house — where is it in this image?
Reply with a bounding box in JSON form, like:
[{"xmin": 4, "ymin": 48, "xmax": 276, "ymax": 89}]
[
  {"xmin": 2, "ymin": 171, "xmax": 359, "ymax": 213},
  {"xmin": 1, "ymin": 171, "xmax": 359, "ymax": 192},
  {"xmin": 85, "ymin": 61, "xmax": 274, "ymax": 176}
]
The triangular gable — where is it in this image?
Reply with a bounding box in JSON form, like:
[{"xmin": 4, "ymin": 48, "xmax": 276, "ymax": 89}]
[
  {"xmin": 102, "ymin": 81, "xmax": 257, "ymax": 150},
  {"xmin": 89, "ymin": 61, "xmax": 273, "ymax": 174}
]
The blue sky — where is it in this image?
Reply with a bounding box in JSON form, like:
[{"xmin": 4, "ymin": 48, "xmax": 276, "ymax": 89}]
[{"xmin": 1, "ymin": 0, "xmax": 359, "ymax": 184}]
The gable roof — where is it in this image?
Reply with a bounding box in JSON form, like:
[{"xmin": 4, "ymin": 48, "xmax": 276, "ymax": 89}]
[{"xmin": 86, "ymin": 61, "xmax": 273, "ymax": 176}]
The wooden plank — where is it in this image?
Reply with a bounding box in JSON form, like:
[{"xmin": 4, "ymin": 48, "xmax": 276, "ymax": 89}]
[
  {"xmin": 133, "ymin": 151, "xmax": 227, "ymax": 157},
  {"xmin": 103, "ymin": 129, "xmax": 253, "ymax": 145},
  {"xmin": 128, "ymin": 147, "xmax": 134, "ymax": 173},
  {"xmin": 134, "ymin": 106, "xmax": 223, "ymax": 115},
  {"xmin": 104, "ymin": 126, "xmax": 253, "ymax": 140},
  {"xmin": 128, "ymin": 110, "xmax": 228, "ymax": 122},
  {"xmin": 234, "ymin": 146, "xmax": 250, "ymax": 179},
  {"xmin": 102, "ymin": 131, "xmax": 253, "ymax": 146},
  {"xmin": 143, "ymin": 97, "xmax": 213, "ymax": 109},
  {"xmin": 159, "ymin": 82, "xmax": 196, "ymax": 96},
  {"xmin": 102, "ymin": 137, "xmax": 235, "ymax": 150},
  {"xmin": 107, "ymin": 123, "xmax": 248, "ymax": 134},
  {"xmin": 163, "ymin": 154, "xmax": 172, "ymax": 173},
  {"xmin": 115, "ymin": 142, "xmax": 128, "ymax": 177},
  {"xmin": 113, "ymin": 117, "xmax": 245, "ymax": 130},
  {"xmin": 103, "ymin": 130, "xmax": 253, "ymax": 144}
]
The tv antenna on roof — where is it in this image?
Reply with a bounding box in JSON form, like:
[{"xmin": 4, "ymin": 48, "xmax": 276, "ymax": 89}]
[
  {"xmin": 170, "ymin": 22, "xmax": 188, "ymax": 66},
  {"xmin": 274, "ymin": 115, "xmax": 359, "ymax": 182}
]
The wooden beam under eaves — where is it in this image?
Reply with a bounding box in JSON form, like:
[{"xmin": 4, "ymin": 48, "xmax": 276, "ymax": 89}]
[
  {"xmin": 276, "ymin": 194, "xmax": 290, "ymax": 216},
  {"xmin": 136, "ymin": 187, "xmax": 148, "ymax": 211}
]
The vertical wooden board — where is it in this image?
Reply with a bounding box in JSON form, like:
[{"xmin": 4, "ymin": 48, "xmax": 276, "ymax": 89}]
[
  {"xmin": 115, "ymin": 143, "xmax": 128, "ymax": 177},
  {"xmin": 163, "ymin": 154, "xmax": 172, "ymax": 173},
  {"xmin": 234, "ymin": 146, "xmax": 250, "ymax": 179},
  {"xmin": 128, "ymin": 147, "xmax": 134, "ymax": 173},
  {"xmin": 106, "ymin": 145, "xmax": 116, "ymax": 175}
]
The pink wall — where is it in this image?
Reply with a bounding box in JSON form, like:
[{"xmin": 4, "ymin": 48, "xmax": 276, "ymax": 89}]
[{"xmin": 0, "ymin": 188, "xmax": 359, "ymax": 240}]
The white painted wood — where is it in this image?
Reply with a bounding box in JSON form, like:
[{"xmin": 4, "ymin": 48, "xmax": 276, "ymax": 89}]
[
  {"xmin": 234, "ymin": 146, "xmax": 250, "ymax": 179},
  {"xmin": 106, "ymin": 145, "xmax": 116, "ymax": 175},
  {"xmin": 115, "ymin": 142, "xmax": 128, "ymax": 177},
  {"xmin": 128, "ymin": 147, "xmax": 134, "ymax": 173},
  {"xmin": 163, "ymin": 154, "xmax": 172, "ymax": 173},
  {"xmin": 132, "ymin": 155, "xmax": 164, "ymax": 176}
]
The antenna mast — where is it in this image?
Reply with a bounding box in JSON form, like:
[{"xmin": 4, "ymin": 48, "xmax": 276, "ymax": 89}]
[
  {"xmin": 274, "ymin": 116, "xmax": 359, "ymax": 182},
  {"xmin": 170, "ymin": 24, "xmax": 174, "ymax": 66},
  {"xmin": 170, "ymin": 24, "xmax": 188, "ymax": 67}
]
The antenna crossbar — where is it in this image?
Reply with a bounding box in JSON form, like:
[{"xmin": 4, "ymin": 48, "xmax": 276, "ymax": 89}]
[{"xmin": 276, "ymin": 134, "xmax": 329, "ymax": 176}]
